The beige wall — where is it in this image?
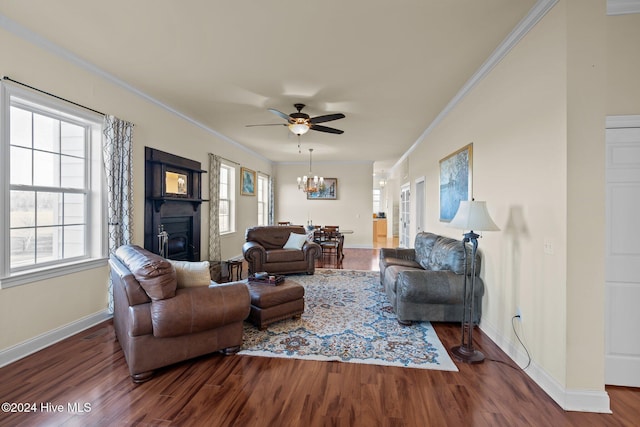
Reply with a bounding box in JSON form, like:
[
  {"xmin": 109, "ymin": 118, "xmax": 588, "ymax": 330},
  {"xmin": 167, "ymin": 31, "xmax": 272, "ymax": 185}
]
[
  {"xmin": 392, "ymin": 1, "xmax": 570, "ymax": 383},
  {"xmin": 0, "ymin": 26, "xmax": 271, "ymax": 351},
  {"xmin": 274, "ymin": 161, "xmax": 374, "ymax": 247},
  {"xmin": 606, "ymin": 13, "xmax": 640, "ymax": 113},
  {"xmin": 565, "ymin": 0, "xmax": 606, "ymax": 391},
  {"xmin": 387, "ymin": 0, "xmax": 636, "ymax": 401}
]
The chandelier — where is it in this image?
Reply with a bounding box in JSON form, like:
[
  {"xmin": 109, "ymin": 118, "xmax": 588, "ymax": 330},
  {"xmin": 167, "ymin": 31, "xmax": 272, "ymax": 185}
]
[{"xmin": 297, "ymin": 148, "xmax": 324, "ymax": 193}]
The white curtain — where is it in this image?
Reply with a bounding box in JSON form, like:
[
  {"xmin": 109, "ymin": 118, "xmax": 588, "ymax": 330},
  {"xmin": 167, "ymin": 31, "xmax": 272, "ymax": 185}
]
[
  {"xmin": 103, "ymin": 115, "xmax": 134, "ymax": 313},
  {"xmin": 208, "ymin": 154, "xmax": 221, "ymax": 262}
]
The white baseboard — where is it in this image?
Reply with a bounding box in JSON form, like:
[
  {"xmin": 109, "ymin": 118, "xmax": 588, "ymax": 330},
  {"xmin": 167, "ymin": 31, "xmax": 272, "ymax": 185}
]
[
  {"xmin": 0, "ymin": 310, "xmax": 112, "ymax": 368},
  {"xmin": 480, "ymin": 321, "xmax": 611, "ymax": 414},
  {"xmin": 344, "ymin": 244, "xmax": 374, "ymax": 249}
]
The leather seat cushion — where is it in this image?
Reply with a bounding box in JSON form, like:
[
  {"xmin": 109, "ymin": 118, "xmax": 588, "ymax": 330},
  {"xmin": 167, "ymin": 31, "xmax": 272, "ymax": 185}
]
[{"xmin": 266, "ymin": 248, "xmax": 305, "ymax": 263}]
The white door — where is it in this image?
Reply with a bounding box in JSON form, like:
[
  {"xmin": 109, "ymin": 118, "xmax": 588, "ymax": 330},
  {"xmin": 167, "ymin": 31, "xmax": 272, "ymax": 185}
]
[
  {"xmin": 399, "ymin": 184, "xmax": 410, "ymax": 248},
  {"xmin": 605, "ymin": 116, "xmax": 640, "ymax": 387},
  {"xmin": 415, "ymin": 178, "xmax": 425, "ymax": 234}
]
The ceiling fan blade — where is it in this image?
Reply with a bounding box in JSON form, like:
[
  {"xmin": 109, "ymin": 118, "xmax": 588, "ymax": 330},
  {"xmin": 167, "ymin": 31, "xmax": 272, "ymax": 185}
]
[
  {"xmin": 268, "ymin": 108, "xmax": 291, "ymax": 122},
  {"xmin": 245, "ymin": 123, "xmax": 287, "ymax": 127},
  {"xmin": 310, "ymin": 124, "xmax": 344, "ymax": 134},
  {"xmin": 309, "ymin": 113, "xmax": 345, "ymax": 124}
]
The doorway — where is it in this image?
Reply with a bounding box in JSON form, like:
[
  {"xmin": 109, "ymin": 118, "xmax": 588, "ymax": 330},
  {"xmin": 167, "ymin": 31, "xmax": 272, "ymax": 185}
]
[
  {"xmin": 415, "ymin": 177, "xmax": 425, "ymax": 235},
  {"xmin": 605, "ymin": 116, "xmax": 640, "ymax": 387},
  {"xmin": 399, "ymin": 184, "xmax": 411, "ymax": 248}
]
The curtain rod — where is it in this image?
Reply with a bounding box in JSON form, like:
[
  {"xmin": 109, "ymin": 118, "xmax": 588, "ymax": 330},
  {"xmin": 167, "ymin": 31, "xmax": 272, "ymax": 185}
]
[
  {"xmin": 2, "ymin": 76, "xmax": 105, "ymax": 117},
  {"xmin": 217, "ymin": 156, "xmax": 268, "ymax": 176},
  {"xmin": 218, "ymin": 155, "xmax": 240, "ymax": 166}
]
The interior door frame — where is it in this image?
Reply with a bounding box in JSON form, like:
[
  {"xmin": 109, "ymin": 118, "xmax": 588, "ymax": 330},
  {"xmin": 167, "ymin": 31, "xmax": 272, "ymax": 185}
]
[
  {"xmin": 414, "ymin": 177, "xmax": 425, "ymax": 235},
  {"xmin": 605, "ymin": 114, "xmax": 640, "ymax": 387},
  {"xmin": 399, "ymin": 183, "xmax": 411, "ymax": 248}
]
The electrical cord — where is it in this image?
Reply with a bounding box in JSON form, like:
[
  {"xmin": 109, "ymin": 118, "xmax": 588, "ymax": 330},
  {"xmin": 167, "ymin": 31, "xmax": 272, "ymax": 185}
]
[
  {"xmin": 511, "ymin": 314, "xmax": 531, "ymax": 370},
  {"xmin": 485, "ymin": 315, "xmax": 531, "ymax": 370}
]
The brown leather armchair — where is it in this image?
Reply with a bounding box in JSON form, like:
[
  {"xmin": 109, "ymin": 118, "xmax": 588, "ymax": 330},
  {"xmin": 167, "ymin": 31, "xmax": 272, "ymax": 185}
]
[
  {"xmin": 242, "ymin": 225, "xmax": 321, "ymax": 275},
  {"xmin": 109, "ymin": 245, "xmax": 250, "ymax": 382}
]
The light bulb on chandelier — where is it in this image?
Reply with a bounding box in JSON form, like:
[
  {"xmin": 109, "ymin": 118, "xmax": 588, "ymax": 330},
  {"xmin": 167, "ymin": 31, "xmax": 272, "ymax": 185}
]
[{"xmin": 297, "ymin": 148, "xmax": 324, "ymax": 193}]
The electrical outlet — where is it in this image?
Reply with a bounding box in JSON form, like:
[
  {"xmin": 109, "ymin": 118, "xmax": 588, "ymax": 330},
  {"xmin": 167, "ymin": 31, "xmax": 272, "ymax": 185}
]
[{"xmin": 516, "ymin": 307, "xmax": 522, "ymax": 321}]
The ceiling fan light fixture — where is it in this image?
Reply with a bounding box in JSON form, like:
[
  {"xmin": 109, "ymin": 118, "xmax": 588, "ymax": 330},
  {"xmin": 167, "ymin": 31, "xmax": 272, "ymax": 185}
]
[{"xmin": 289, "ymin": 121, "xmax": 310, "ymax": 135}]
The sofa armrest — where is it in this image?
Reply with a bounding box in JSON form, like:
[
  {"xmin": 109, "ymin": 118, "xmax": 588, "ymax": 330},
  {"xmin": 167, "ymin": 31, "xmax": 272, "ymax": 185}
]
[
  {"xmin": 396, "ymin": 269, "xmax": 483, "ymax": 304},
  {"xmin": 243, "ymin": 241, "xmax": 266, "ymax": 269},
  {"xmin": 302, "ymin": 241, "xmax": 322, "ymax": 259},
  {"xmin": 380, "ymin": 248, "xmax": 416, "ymax": 261},
  {"xmin": 150, "ymin": 282, "xmax": 250, "ymax": 338}
]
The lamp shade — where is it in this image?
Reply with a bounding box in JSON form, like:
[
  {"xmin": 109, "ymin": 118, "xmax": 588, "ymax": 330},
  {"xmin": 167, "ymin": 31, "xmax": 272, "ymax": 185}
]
[
  {"xmin": 449, "ymin": 200, "xmax": 500, "ymax": 232},
  {"xmin": 289, "ymin": 123, "xmax": 309, "ymax": 135}
]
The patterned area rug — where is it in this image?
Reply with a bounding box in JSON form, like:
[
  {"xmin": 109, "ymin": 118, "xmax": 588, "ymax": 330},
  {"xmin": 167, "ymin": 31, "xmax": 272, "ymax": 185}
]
[{"xmin": 239, "ymin": 269, "xmax": 458, "ymax": 371}]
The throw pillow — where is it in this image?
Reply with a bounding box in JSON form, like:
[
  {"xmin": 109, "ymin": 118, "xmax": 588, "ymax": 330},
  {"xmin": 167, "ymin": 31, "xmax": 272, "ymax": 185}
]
[
  {"xmin": 168, "ymin": 260, "xmax": 211, "ymax": 288},
  {"xmin": 283, "ymin": 232, "xmax": 307, "ymax": 250}
]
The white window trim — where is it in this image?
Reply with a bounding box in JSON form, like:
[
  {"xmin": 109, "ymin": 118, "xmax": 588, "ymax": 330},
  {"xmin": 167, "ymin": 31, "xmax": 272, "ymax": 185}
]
[
  {"xmin": 0, "ymin": 82, "xmax": 107, "ymax": 289},
  {"xmin": 219, "ymin": 162, "xmax": 236, "ymax": 235},
  {"xmin": 257, "ymin": 173, "xmax": 269, "ymax": 226}
]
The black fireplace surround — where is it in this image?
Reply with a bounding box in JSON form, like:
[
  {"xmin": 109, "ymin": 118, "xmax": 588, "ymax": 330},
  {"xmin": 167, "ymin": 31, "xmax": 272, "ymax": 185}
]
[{"xmin": 144, "ymin": 147, "xmax": 206, "ymax": 261}]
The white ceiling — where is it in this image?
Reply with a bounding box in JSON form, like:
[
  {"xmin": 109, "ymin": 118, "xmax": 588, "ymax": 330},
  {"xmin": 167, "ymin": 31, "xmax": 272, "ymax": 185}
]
[{"xmin": 0, "ymin": 0, "xmax": 537, "ymax": 171}]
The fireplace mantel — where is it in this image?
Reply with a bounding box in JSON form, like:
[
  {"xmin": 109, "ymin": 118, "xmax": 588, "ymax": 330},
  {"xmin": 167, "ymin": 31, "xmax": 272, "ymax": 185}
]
[{"xmin": 144, "ymin": 147, "xmax": 206, "ymax": 261}]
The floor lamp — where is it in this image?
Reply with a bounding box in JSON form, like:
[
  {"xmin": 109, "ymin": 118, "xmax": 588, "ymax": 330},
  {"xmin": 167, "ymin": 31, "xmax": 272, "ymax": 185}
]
[{"xmin": 448, "ymin": 200, "xmax": 500, "ymax": 364}]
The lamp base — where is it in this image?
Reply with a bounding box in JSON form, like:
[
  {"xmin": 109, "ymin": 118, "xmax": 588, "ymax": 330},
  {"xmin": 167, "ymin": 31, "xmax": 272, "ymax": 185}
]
[{"xmin": 450, "ymin": 345, "xmax": 485, "ymax": 364}]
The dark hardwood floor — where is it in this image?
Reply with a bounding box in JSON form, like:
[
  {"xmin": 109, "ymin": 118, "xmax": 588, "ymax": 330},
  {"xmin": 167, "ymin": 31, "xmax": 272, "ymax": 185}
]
[{"xmin": 1, "ymin": 247, "xmax": 638, "ymax": 426}]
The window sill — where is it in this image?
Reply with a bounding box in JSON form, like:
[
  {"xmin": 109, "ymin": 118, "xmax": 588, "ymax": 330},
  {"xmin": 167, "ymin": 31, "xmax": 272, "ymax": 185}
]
[{"xmin": 0, "ymin": 258, "xmax": 108, "ymax": 289}]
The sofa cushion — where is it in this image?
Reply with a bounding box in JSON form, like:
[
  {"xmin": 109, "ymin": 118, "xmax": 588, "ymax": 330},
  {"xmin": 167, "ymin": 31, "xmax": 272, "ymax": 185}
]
[
  {"xmin": 283, "ymin": 232, "xmax": 307, "ymax": 250},
  {"xmin": 115, "ymin": 245, "xmax": 177, "ymax": 300},
  {"xmin": 168, "ymin": 260, "xmax": 211, "ymax": 288},
  {"xmin": 266, "ymin": 248, "xmax": 305, "ymax": 263},
  {"xmin": 428, "ymin": 236, "xmax": 468, "ymax": 275},
  {"xmin": 414, "ymin": 232, "xmax": 439, "ymax": 269}
]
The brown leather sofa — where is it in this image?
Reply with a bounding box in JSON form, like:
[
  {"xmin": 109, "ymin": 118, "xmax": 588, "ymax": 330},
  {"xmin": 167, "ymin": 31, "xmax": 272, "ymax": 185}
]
[
  {"xmin": 109, "ymin": 245, "xmax": 250, "ymax": 382},
  {"xmin": 242, "ymin": 225, "xmax": 321, "ymax": 275}
]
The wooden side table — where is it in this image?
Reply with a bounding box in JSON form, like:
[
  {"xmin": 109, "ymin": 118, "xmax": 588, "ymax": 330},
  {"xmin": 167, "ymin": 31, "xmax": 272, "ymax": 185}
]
[{"xmin": 226, "ymin": 259, "xmax": 243, "ymax": 281}]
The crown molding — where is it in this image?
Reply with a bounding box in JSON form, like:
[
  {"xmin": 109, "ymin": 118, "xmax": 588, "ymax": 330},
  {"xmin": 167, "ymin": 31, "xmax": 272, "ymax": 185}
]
[
  {"xmin": 607, "ymin": 0, "xmax": 640, "ymax": 15},
  {"xmin": 391, "ymin": 0, "xmax": 559, "ymax": 176},
  {"xmin": 276, "ymin": 159, "xmax": 374, "ymax": 166},
  {"xmin": 0, "ymin": 13, "xmax": 271, "ymax": 164}
]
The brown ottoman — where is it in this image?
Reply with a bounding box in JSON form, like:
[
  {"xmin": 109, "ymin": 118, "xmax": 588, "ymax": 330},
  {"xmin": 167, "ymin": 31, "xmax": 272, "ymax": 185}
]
[{"xmin": 246, "ymin": 280, "xmax": 305, "ymax": 330}]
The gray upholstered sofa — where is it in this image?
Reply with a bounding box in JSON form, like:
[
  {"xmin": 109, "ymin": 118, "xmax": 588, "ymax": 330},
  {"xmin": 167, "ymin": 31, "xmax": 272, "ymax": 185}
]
[{"xmin": 379, "ymin": 232, "xmax": 483, "ymax": 325}]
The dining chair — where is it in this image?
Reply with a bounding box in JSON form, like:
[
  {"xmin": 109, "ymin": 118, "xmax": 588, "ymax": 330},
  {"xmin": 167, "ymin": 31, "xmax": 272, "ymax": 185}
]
[{"xmin": 320, "ymin": 227, "xmax": 342, "ymax": 267}]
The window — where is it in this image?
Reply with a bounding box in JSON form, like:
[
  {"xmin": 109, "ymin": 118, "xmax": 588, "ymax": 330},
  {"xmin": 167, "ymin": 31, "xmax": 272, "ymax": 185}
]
[
  {"xmin": 1, "ymin": 83, "xmax": 105, "ymax": 287},
  {"xmin": 257, "ymin": 174, "xmax": 269, "ymax": 226},
  {"xmin": 373, "ymin": 188, "xmax": 381, "ymax": 214},
  {"xmin": 219, "ymin": 163, "xmax": 235, "ymax": 233}
]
